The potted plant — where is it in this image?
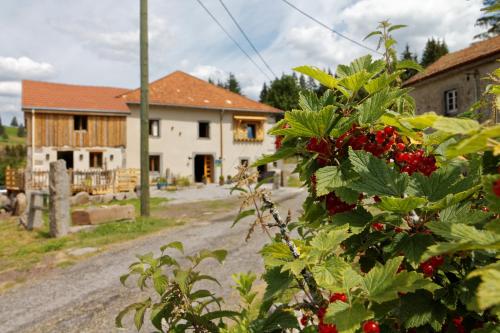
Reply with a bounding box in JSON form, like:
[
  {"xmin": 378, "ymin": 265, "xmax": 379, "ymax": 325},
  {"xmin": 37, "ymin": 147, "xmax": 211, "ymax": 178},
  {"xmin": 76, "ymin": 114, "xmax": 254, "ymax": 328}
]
[
  {"xmin": 218, "ymin": 175, "xmax": 224, "ymax": 186},
  {"xmin": 156, "ymin": 177, "xmax": 167, "ymax": 190}
]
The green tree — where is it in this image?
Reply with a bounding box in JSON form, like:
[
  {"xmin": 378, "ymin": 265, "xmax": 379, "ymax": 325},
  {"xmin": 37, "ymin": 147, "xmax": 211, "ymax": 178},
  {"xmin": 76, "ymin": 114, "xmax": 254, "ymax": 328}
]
[
  {"xmin": 400, "ymin": 43, "xmax": 419, "ymax": 80},
  {"xmin": 259, "ymin": 82, "xmax": 269, "ymax": 103},
  {"xmin": 420, "ymin": 38, "xmax": 449, "ymax": 67},
  {"xmin": 299, "ymin": 74, "xmax": 307, "ymax": 91},
  {"xmin": 225, "ymin": 72, "xmax": 242, "ymax": 95},
  {"xmin": 0, "ymin": 116, "xmax": 6, "ymax": 140},
  {"xmin": 10, "ymin": 116, "xmax": 18, "ymax": 127},
  {"xmin": 264, "ymin": 74, "xmax": 301, "ymax": 111},
  {"xmin": 17, "ymin": 124, "xmax": 26, "ymax": 137},
  {"xmin": 475, "ymin": 0, "xmax": 500, "ymax": 40}
]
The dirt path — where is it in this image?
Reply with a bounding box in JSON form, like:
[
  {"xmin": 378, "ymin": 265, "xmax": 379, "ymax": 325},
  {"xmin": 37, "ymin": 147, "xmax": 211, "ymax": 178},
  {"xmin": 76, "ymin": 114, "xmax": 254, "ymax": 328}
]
[{"xmin": 0, "ymin": 190, "xmax": 306, "ymax": 333}]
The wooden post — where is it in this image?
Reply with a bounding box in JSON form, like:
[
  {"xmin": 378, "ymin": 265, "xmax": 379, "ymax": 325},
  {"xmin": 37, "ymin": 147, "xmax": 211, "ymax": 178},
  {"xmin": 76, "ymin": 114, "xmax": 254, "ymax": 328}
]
[
  {"xmin": 140, "ymin": 0, "xmax": 150, "ymax": 216},
  {"xmin": 49, "ymin": 160, "xmax": 70, "ymax": 237}
]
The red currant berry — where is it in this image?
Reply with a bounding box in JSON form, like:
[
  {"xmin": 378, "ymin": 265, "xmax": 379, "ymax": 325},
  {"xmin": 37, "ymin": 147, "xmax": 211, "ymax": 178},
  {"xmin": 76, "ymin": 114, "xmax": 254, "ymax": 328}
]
[
  {"xmin": 394, "ymin": 227, "xmax": 404, "ymax": 233},
  {"xmin": 362, "ymin": 320, "xmax": 380, "ymax": 333},
  {"xmin": 375, "ymin": 131, "xmax": 386, "ymax": 144},
  {"xmin": 396, "ymin": 142, "xmax": 406, "ymax": 151},
  {"xmin": 372, "ymin": 222, "xmax": 384, "ymax": 231},
  {"xmin": 318, "ymin": 323, "xmax": 338, "ymax": 333},
  {"xmin": 481, "ymin": 206, "xmax": 490, "ymax": 212},
  {"xmin": 420, "ymin": 262, "xmax": 434, "ymax": 277},
  {"xmin": 300, "ymin": 315, "xmax": 308, "ymax": 326},
  {"xmin": 329, "ymin": 293, "xmax": 348, "ymax": 303},
  {"xmin": 493, "ymin": 179, "xmax": 500, "ymax": 197},
  {"xmin": 384, "ymin": 126, "xmax": 395, "ymax": 136},
  {"xmin": 373, "ymin": 196, "xmax": 381, "ymax": 203},
  {"xmin": 429, "ymin": 255, "xmax": 444, "ymax": 268},
  {"xmin": 317, "ymin": 307, "xmax": 327, "ymax": 320}
]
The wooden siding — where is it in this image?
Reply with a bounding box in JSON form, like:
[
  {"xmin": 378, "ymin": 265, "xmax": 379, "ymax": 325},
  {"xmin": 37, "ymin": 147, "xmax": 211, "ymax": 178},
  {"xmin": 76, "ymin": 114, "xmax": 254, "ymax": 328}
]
[{"xmin": 25, "ymin": 113, "xmax": 126, "ymax": 148}]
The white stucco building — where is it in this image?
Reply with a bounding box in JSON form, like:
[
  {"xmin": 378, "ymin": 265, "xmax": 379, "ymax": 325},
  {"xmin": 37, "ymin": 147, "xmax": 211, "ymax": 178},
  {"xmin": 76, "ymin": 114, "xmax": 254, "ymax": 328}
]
[{"xmin": 22, "ymin": 71, "xmax": 282, "ymax": 183}]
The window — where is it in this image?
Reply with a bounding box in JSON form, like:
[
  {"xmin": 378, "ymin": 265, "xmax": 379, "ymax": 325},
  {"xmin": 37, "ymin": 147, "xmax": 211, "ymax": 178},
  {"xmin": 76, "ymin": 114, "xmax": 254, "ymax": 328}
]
[
  {"xmin": 240, "ymin": 159, "xmax": 249, "ymax": 167},
  {"xmin": 74, "ymin": 115, "xmax": 88, "ymax": 131},
  {"xmin": 89, "ymin": 152, "xmax": 103, "ymax": 168},
  {"xmin": 246, "ymin": 123, "xmax": 256, "ymax": 139},
  {"xmin": 444, "ymin": 89, "xmax": 458, "ymax": 115},
  {"xmin": 198, "ymin": 121, "xmax": 210, "ymax": 138},
  {"xmin": 149, "ymin": 155, "xmax": 160, "ymax": 173},
  {"xmin": 149, "ymin": 119, "xmax": 160, "ymax": 137}
]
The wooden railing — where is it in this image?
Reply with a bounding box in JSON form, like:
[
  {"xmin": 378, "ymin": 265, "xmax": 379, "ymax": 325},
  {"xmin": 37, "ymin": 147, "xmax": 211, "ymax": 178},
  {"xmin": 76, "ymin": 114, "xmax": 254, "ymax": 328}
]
[{"xmin": 5, "ymin": 167, "xmax": 139, "ymax": 194}]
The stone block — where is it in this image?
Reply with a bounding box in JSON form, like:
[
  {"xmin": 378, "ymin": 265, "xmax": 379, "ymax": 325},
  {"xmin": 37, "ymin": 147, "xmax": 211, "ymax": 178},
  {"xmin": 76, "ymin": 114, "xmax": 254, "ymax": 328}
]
[
  {"xmin": 71, "ymin": 204, "xmax": 135, "ymax": 226},
  {"xmin": 13, "ymin": 192, "xmax": 27, "ymax": 216},
  {"xmin": 70, "ymin": 192, "xmax": 90, "ymax": 206}
]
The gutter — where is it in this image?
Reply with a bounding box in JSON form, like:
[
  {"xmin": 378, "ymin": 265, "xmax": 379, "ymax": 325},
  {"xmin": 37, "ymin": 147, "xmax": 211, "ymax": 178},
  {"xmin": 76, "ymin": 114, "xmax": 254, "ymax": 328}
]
[
  {"xmin": 21, "ymin": 107, "xmax": 130, "ymax": 116},
  {"xmin": 220, "ymin": 109, "xmax": 224, "ymax": 177},
  {"xmin": 125, "ymin": 101, "xmax": 283, "ymax": 115}
]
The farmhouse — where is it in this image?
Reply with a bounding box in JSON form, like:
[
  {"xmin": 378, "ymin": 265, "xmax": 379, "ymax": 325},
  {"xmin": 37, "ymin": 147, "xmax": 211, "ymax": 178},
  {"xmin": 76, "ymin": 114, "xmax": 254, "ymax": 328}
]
[
  {"xmin": 404, "ymin": 36, "xmax": 500, "ymax": 122},
  {"xmin": 21, "ymin": 71, "xmax": 282, "ymax": 184}
]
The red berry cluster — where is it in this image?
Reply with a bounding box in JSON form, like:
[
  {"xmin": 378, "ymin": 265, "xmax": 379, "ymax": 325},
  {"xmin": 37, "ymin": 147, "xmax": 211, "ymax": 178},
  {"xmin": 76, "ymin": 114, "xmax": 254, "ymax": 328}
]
[
  {"xmin": 362, "ymin": 320, "xmax": 381, "ymax": 333},
  {"xmin": 274, "ymin": 135, "xmax": 283, "ymax": 150},
  {"xmin": 371, "ymin": 222, "xmax": 384, "ymax": 231},
  {"xmin": 307, "ymin": 137, "xmax": 332, "ymax": 166},
  {"xmin": 325, "ymin": 192, "xmax": 355, "ymax": 215},
  {"xmin": 493, "ymin": 178, "xmax": 500, "ymax": 197},
  {"xmin": 452, "ymin": 316, "xmax": 466, "ymax": 333},
  {"xmin": 316, "ymin": 293, "xmax": 348, "ymax": 333},
  {"xmin": 419, "ymin": 255, "xmax": 444, "ymax": 277},
  {"xmin": 395, "ymin": 149, "xmax": 437, "ymax": 176},
  {"xmin": 336, "ymin": 125, "xmax": 397, "ymax": 157}
]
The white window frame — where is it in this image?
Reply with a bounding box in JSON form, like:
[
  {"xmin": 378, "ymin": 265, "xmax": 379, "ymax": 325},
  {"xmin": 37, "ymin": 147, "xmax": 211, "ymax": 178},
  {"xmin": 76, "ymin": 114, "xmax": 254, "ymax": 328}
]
[
  {"xmin": 149, "ymin": 119, "xmax": 160, "ymax": 137},
  {"xmin": 444, "ymin": 89, "xmax": 458, "ymax": 115}
]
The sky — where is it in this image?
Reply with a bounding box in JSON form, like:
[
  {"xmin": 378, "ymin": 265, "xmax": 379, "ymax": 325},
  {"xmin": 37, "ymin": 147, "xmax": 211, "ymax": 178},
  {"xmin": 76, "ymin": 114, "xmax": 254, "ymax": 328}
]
[{"xmin": 0, "ymin": 0, "xmax": 485, "ymax": 125}]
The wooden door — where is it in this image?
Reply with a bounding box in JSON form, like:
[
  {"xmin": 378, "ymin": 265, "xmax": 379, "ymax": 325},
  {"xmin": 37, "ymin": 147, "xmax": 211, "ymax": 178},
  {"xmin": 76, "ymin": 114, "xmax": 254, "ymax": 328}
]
[{"xmin": 203, "ymin": 155, "xmax": 213, "ymax": 183}]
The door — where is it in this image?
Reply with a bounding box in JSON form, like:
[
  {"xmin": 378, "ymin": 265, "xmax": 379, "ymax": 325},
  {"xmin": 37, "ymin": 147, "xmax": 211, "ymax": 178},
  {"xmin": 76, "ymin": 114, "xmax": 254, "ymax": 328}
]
[
  {"xmin": 194, "ymin": 155, "xmax": 214, "ymax": 183},
  {"xmin": 57, "ymin": 151, "xmax": 74, "ymax": 169},
  {"xmin": 203, "ymin": 155, "xmax": 213, "ymax": 183}
]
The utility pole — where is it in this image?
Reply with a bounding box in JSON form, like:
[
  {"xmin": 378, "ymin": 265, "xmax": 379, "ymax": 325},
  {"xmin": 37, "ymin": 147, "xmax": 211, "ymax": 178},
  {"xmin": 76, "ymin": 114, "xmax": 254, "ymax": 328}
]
[{"xmin": 140, "ymin": 0, "xmax": 150, "ymax": 216}]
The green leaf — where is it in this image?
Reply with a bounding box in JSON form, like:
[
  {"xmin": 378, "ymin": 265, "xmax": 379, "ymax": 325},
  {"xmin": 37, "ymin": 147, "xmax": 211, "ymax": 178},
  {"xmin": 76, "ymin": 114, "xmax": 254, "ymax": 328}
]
[
  {"xmin": 388, "ymin": 24, "xmax": 407, "ymax": 32},
  {"xmin": 315, "ymin": 166, "xmax": 347, "ymax": 196},
  {"xmin": 396, "ymin": 59, "xmax": 423, "ymax": 72},
  {"xmin": 202, "ymin": 310, "xmax": 240, "ymax": 321},
  {"xmin": 312, "ymin": 257, "xmax": 351, "ymax": 289},
  {"xmin": 134, "ymin": 298, "xmax": 151, "ymax": 331},
  {"xmin": 261, "ymin": 242, "xmax": 294, "ymax": 267},
  {"xmin": 252, "ymin": 147, "xmax": 296, "ymax": 167},
  {"xmin": 340, "ymin": 70, "xmax": 371, "ymax": 95},
  {"xmin": 396, "ymin": 234, "xmax": 435, "ymax": 267},
  {"xmin": 468, "ymin": 262, "xmax": 500, "ymax": 311},
  {"xmin": 152, "ymin": 271, "xmax": 168, "ymax": 295},
  {"xmin": 258, "ymin": 309, "xmax": 299, "ymax": 332},
  {"xmin": 432, "ymin": 117, "xmax": 480, "ymax": 134},
  {"xmin": 400, "ymin": 291, "xmax": 447, "ymax": 330},
  {"xmin": 116, "ymin": 302, "xmax": 142, "ymax": 328},
  {"xmin": 299, "ymin": 90, "xmax": 322, "ymax": 113},
  {"xmin": 399, "ymin": 112, "xmax": 439, "ymax": 129},
  {"xmin": 377, "ymin": 196, "xmax": 427, "ymax": 213},
  {"xmin": 232, "ymin": 209, "xmax": 255, "ymax": 227},
  {"xmin": 427, "ymin": 221, "xmax": 499, "ymax": 245},
  {"xmin": 310, "ymin": 227, "xmax": 350, "ymax": 255},
  {"xmin": 357, "ymin": 88, "xmax": 393, "ymax": 124},
  {"xmin": 273, "ymin": 106, "xmax": 339, "ymax": 138},
  {"xmin": 331, "ymin": 207, "xmax": 373, "ymax": 234},
  {"xmin": 348, "ymin": 149, "xmax": 409, "ymax": 196},
  {"xmin": 324, "ymin": 301, "xmax": 373, "ymax": 333},
  {"xmin": 408, "ymin": 165, "xmax": 463, "ymax": 202},
  {"xmin": 262, "ymin": 267, "xmax": 295, "ymax": 303},
  {"xmin": 160, "ymin": 241, "xmax": 184, "ymax": 253},
  {"xmin": 336, "ymin": 55, "xmax": 384, "ymax": 78},
  {"xmin": 294, "ymin": 66, "xmax": 338, "ymax": 88}
]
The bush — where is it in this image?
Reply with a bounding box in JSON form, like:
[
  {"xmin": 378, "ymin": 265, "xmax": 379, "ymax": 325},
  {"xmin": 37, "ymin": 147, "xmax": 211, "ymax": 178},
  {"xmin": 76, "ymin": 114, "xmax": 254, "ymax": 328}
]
[
  {"xmin": 177, "ymin": 176, "xmax": 191, "ymax": 187},
  {"xmin": 117, "ymin": 23, "xmax": 500, "ymax": 333}
]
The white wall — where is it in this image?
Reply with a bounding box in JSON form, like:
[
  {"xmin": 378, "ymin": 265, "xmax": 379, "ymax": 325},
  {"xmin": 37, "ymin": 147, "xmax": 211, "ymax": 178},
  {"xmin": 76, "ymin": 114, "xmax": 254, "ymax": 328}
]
[
  {"xmin": 32, "ymin": 146, "xmax": 124, "ymax": 171},
  {"xmin": 126, "ymin": 105, "xmax": 277, "ymax": 181}
]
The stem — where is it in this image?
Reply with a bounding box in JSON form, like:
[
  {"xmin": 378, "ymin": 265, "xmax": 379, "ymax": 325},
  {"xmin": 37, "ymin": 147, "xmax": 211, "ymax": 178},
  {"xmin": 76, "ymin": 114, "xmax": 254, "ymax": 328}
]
[{"xmin": 262, "ymin": 194, "xmax": 324, "ymax": 305}]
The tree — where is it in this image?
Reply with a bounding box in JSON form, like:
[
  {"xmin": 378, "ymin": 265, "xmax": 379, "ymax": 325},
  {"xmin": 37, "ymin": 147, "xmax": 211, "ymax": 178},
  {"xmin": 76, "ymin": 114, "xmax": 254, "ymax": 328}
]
[
  {"xmin": 475, "ymin": 0, "xmax": 500, "ymax": 40},
  {"xmin": 208, "ymin": 77, "xmax": 215, "ymax": 84},
  {"xmin": 10, "ymin": 117, "xmax": 18, "ymax": 127},
  {"xmin": 400, "ymin": 43, "xmax": 419, "ymax": 80},
  {"xmin": 259, "ymin": 82, "xmax": 269, "ymax": 103},
  {"xmin": 420, "ymin": 38, "xmax": 449, "ymax": 67},
  {"xmin": 299, "ymin": 74, "xmax": 307, "ymax": 91},
  {"xmin": 225, "ymin": 72, "xmax": 242, "ymax": 95},
  {"xmin": 264, "ymin": 74, "xmax": 301, "ymax": 111},
  {"xmin": 17, "ymin": 124, "xmax": 25, "ymax": 137},
  {"xmin": 0, "ymin": 115, "xmax": 6, "ymax": 140}
]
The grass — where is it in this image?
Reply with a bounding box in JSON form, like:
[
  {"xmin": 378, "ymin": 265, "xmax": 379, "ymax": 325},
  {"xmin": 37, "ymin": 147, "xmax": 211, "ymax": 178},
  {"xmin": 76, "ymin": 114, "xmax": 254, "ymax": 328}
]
[
  {"xmin": 0, "ymin": 197, "xmax": 181, "ymax": 274},
  {"xmin": 0, "ymin": 126, "xmax": 25, "ymax": 147}
]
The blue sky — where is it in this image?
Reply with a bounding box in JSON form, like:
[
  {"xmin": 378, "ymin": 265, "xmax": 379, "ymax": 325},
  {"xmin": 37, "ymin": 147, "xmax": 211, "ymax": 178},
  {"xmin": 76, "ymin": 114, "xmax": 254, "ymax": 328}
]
[{"xmin": 0, "ymin": 0, "xmax": 484, "ymax": 124}]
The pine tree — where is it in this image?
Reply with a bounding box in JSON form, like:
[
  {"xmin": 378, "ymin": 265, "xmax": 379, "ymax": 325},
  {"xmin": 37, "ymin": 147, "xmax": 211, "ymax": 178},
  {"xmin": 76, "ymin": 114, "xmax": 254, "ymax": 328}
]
[
  {"xmin": 420, "ymin": 38, "xmax": 449, "ymax": 67},
  {"xmin": 10, "ymin": 116, "xmax": 18, "ymax": 127},
  {"xmin": 0, "ymin": 115, "xmax": 5, "ymax": 138},
  {"xmin": 299, "ymin": 74, "xmax": 307, "ymax": 91},
  {"xmin": 225, "ymin": 73, "xmax": 242, "ymax": 95},
  {"xmin": 400, "ymin": 44, "xmax": 419, "ymax": 81},
  {"xmin": 259, "ymin": 83, "xmax": 269, "ymax": 103},
  {"xmin": 208, "ymin": 77, "xmax": 214, "ymax": 84},
  {"xmin": 17, "ymin": 124, "xmax": 26, "ymax": 137},
  {"xmin": 307, "ymin": 77, "xmax": 317, "ymax": 91},
  {"xmin": 475, "ymin": 0, "xmax": 500, "ymax": 40}
]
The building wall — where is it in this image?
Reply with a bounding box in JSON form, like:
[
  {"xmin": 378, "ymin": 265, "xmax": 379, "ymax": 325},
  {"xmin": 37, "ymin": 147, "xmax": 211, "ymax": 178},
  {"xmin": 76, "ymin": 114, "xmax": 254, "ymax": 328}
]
[
  {"xmin": 29, "ymin": 146, "xmax": 125, "ymax": 171},
  {"xmin": 24, "ymin": 111, "xmax": 126, "ymax": 148},
  {"xmin": 126, "ymin": 105, "xmax": 277, "ymax": 181},
  {"xmin": 407, "ymin": 58, "xmax": 498, "ymax": 121}
]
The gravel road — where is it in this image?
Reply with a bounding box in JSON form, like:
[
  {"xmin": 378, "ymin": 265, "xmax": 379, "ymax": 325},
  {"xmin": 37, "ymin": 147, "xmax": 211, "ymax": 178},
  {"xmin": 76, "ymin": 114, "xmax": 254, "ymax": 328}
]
[{"xmin": 0, "ymin": 190, "xmax": 306, "ymax": 333}]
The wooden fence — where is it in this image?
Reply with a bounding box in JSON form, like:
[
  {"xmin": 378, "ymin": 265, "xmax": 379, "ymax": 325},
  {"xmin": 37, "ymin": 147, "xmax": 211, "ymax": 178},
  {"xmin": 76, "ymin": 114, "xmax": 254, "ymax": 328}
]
[{"xmin": 5, "ymin": 167, "xmax": 139, "ymax": 195}]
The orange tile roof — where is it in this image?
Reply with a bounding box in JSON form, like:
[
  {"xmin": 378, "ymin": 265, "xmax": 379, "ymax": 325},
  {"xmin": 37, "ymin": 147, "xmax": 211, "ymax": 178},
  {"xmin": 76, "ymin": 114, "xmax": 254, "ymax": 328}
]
[
  {"xmin": 404, "ymin": 36, "xmax": 500, "ymax": 86},
  {"xmin": 22, "ymin": 80, "xmax": 130, "ymax": 113},
  {"xmin": 121, "ymin": 71, "xmax": 282, "ymax": 113}
]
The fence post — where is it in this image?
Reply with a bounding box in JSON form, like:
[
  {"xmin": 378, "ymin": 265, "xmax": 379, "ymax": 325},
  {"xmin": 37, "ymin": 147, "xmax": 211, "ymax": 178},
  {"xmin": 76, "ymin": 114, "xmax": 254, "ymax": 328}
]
[{"xmin": 49, "ymin": 160, "xmax": 70, "ymax": 237}]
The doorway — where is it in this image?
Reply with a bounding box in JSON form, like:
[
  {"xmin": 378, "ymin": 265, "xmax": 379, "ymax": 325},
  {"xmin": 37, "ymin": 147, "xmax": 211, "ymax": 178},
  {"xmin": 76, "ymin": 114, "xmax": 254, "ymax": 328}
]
[
  {"xmin": 194, "ymin": 154, "xmax": 214, "ymax": 183},
  {"xmin": 57, "ymin": 151, "xmax": 74, "ymax": 169}
]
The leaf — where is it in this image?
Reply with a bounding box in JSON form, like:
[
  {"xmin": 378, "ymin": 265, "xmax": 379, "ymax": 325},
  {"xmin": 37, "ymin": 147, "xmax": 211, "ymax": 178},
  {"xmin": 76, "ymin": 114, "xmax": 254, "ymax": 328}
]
[
  {"xmin": 468, "ymin": 262, "xmax": 500, "ymax": 311},
  {"xmin": 396, "ymin": 233, "xmax": 435, "ymax": 267},
  {"xmin": 331, "ymin": 207, "xmax": 373, "ymax": 234},
  {"xmin": 273, "ymin": 107, "xmax": 339, "ymax": 138},
  {"xmin": 261, "ymin": 242, "xmax": 294, "ymax": 267},
  {"xmin": 263, "ymin": 267, "xmax": 295, "ymax": 303},
  {"xmin": 315, "ymin": 166, "xmax": 347, "ymax": 196},
  {"xmin": 294, "ymin": 66, "xmax": 338, "ymax": 88},
  {"xmin": 340, "ymin": 70, "xmax": 371, "ymax": 95},
  {"xmin": 160, "ymin": 241, "xmax": 184, "ymax": 253},
  {"xmin": 427, "ymin": 221, "xmax": 499, "ymax": 245},
  {"xmin": 134, "ymin": 298, "xmax": 151, "ymax": 331},
  {"xmin": 408, "ymin": 165, "xmax": 463, "ymax": 202},
  {"xmin": 152, "ymin": 271, "xmax": 168, "ymax": 295},
  {"xmin": 396, "ymin": 59, "xmax": 423, "ymax": 72},
  {"xmin": 252, "ymin": 147, "xmax": 296, "ymax": 167},
  {"xmin": 312, "ymin": 257, "xmax": 351, "ymax": 289},
  {"xmin": 299, "ymin": 90, "xmax": 322, "ymax": 113},
  {"xmin": 432, "ymin": 117, "xmax": 480, "ymax": 134},
  {"xmin": 325, "ymin": 301, "xmax": 373, "ymax": 333},
  {"xmin": 116, "ymin": 302, "xmax": 142, "ymax": 328},
  {"xmin": 377, "ymin": 196, "xmax": 427, "ymax": 213},
  {"xmin": 232, "ymin": 209, "xmax": 255, "ymax": 227},
  {"xmin": 388, "ymin": 24, "xmax": 407, "ymax": 32},
  {"xmin": 399, "ymin": 112, "xmax": 439, "ymax": 129},
  {"xmin": 400, "ymin": 291, "xmax": 447, "ymax": 330},
  {"xmin": 310, "ymin": 227, "xmax": 350, "ymax": 255},
  {"xmin": 348, "ymin": 149, "xmax": 409, "ymax": 196},
  {"xmin": 258, "ymin": 309, "xmax": 299, "ymax": 332},
  {"xmin": 357, "ymin": 88, "xmax": 393, "ymax": 124},
  {"xmin": 202, "ymin": 310, "xmax": 240, "ymax": 321},
  {"xmin": 336, "ymin": 55, "xmax": 384, "ymax": 78}
]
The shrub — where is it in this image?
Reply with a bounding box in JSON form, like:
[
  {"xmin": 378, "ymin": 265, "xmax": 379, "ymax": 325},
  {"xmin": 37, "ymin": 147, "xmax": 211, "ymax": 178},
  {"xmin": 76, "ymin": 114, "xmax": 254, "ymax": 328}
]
[{"xmin": 117, "ymin": 23, "xmax": 499, "ymax": 333}]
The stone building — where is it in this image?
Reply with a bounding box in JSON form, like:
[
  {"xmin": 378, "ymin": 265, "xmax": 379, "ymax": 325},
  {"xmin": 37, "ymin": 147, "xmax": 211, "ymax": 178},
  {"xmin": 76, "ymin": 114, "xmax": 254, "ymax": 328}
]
[{"xmin": 404, "ymin": 36, "xmax": 500, "ymax": 122}]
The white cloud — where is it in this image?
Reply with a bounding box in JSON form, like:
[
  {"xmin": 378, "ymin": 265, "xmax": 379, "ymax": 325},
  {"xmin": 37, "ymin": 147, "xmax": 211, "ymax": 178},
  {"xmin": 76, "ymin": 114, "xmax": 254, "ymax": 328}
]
[
  {"xmin": 190, "ymin": 65, "xmax": 227, "ymax": 82},
  {"xmin": 0, "ymin": 81, "xmax": 21, "ymax": 96},
  {"xmin": 0, "ymin": 56, "xmax": 55, "ymax": 81}
]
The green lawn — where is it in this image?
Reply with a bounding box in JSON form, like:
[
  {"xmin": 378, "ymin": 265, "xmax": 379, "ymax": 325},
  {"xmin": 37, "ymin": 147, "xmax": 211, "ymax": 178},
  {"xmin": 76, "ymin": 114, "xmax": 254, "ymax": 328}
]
[{"xmin": 0, "ymin": 126, "xmax": 25, "ymax": 147}]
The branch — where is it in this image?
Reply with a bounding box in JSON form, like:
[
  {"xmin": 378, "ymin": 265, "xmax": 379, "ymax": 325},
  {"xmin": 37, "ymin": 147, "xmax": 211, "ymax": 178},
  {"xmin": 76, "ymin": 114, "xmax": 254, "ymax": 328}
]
[{"xmin": 262, "ymin": 194, "xmax": 324, "ymax": 305}]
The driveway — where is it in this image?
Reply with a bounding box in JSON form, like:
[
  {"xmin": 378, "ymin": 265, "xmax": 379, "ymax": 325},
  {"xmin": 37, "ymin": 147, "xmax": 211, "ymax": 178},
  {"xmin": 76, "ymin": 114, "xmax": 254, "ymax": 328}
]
[{"xmin": 0, "ymin": 188, "xmax": 306, "ymax": 333}]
